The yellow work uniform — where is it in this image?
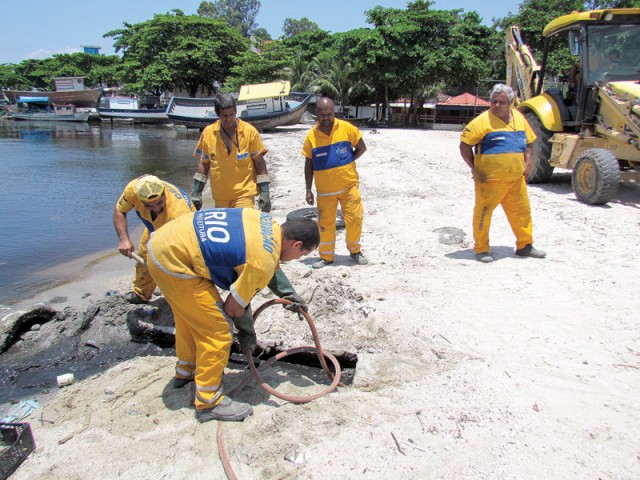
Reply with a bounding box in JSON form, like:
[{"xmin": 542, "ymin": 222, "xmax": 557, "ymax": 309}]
[
  {"xmin": 194, "ymin": 119, "xmax": 268, "ymax": 206},
  {"xmin": 147, "ymin": 208, "xmax": 281, "ymax": 410},
  {"xmin": 302, "ymin": 119, "xmax": 364, "ymax": 262},
  {"xmin": 115, "ymin": 178, "xmax": 195, "ymax": 300},
  {"xmin": 460, "ymin": 109, "xmax": 537, "ymax": 253}
]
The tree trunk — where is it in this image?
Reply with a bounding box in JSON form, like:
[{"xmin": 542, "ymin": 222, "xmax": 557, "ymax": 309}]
[{"xmin": 384, "ymin": 83, "xmax": 389, "ymax": 122}]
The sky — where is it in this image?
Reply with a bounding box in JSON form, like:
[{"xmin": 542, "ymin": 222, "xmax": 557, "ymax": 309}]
[{"xmin": 0, "ymin": 0, "xmax": 522, "ymax": 65}]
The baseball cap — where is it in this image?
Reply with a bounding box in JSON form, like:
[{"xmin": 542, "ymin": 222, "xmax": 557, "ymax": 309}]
[{"xmin": 136, "ymin": 175, "xmax": 165, "ymax": 202}]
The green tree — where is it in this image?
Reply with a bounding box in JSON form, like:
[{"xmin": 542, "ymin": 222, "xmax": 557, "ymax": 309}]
[
  {"xmin": 281, "ymin": 29, "xmax": 333, "ymax": 63},
  {"xmin": 445, "ymin": 12, "xmax": 494, "ymax": 91},
  {"xmin": 0, "ymin": 64, "xmax": 28, "ymax": 89},
  {"xmin": 282, "ymin": 17, "xmax": 320, "ymax": 38},
  {"xmin": 227, "ymin": 40, "xmax": 292, "ymax": 89},
  {"xmin": 7, "ymin": 53, "xmax": 121, "ymax": 90},
  {"xmin": 584, "ymin": 0, "xmax": 640, "ymax": 7},
  {"xmin": 363, "ymin": 1, "xmax": 464, "ymax": 123},
  {"xmin": 251, "ymin": 27, "xmax": 272, "ymax": 42},
  {"xmin": 305, "ymin": 51, "xmax": 370, "ymax": 116},
  {"xmin": 105, "ymin": 12, "xmax": 247, "ymax": 96},
  {"xmin": 197, "ymin": 0, "xmax": 261, "ymax": 37},
  {"xmin": 284, "ymin": 56, "xmax": 315, "ymax": 91}
]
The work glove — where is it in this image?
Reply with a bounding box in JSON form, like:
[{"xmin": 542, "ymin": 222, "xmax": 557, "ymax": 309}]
[
  {"xmin": 267, "ymin": 269, "xmax": 308, "ymax": 313},
  {"xmin": 191, "ymin": 175, "xmax": 206, "ymax": 211},
  {"xmin": 257, "ymin": 182, "xmax": 271, "ymax": 213},
  {"xmin": 191, "ymin": 192, "xmax": 202, "ymax": 211},
  {"xmin": 231, "ymin": 306, "xmax": 256, "ymax": 354}
]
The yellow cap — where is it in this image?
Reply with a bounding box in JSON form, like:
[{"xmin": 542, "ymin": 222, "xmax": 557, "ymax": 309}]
[{"xmin": 135, "ymin": 175, "xmax": 165, "ymax": 202}]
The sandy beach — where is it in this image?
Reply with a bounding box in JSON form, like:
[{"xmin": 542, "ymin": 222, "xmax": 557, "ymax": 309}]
[{"xmin": 2, "ymin": 125, "xmax": 640, "ymax": 479}]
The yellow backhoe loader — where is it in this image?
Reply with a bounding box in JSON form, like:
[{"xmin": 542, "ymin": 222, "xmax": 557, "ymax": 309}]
[{"xmin": 506, "ymin": 8, "xmax": 640, "ymax": 205}]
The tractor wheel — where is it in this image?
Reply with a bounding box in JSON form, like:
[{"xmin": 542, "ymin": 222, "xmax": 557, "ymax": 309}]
[
  {"xmin": 524, "ymin": 112, "xmax": 554, "ymax": 183},
  {"xmin": 572, "ymin": 148, "xmax": 620, "ymax": 205}
]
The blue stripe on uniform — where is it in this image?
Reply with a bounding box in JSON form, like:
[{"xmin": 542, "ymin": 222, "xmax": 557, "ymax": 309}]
[
  {"xmin": 311, "ymin": 141, "xmax": 354, "ymax": 171},
  {"xmin": 175, "ymin": 185, "xmax": 193, "ymax": 209},
  {"xmin": 136, "ymin": 211, "xmax": 155, "ymax": 232},
  {"xmin": 479, "ymin": 131, "xmax": 527, "ymax": 155},
  {"xmin": 193, "ymin": 209, "xmax": 246, "ymax": 290}
]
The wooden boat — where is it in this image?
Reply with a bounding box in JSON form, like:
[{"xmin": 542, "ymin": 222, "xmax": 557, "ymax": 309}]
[
  {"xmin": 97, "ymin": 96, "xmax": 170, "ymax": 124},
  {"xmin": 166, "ymin": 81, "xmax": 312, "ymax": 130},
  {"xmin": 2, "ymin": 77, "xmax": 102, "ymax": 108},
  {"xmin": 10, "ymin": 103, "xmax": 90, "ymax": 122},
  {"xmin": 3, "ymin": 89, "xmax": 102, "ymax": 108}
]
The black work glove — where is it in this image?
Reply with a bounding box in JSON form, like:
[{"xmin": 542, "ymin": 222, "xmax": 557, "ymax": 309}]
[
  {"xmin": 267, "ymin": 269, "xmax": 308, "ymax": 312},
  {"xmin": 282, "ymin": 292, "xmax": 307, "ymax": 313},
  {"xmin": 231, "ymin": 306, "xmax": 256, "ymax": 353}
]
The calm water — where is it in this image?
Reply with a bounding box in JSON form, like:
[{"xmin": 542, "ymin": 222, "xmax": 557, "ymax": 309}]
[{"xmin": 0, "ymin": 119, "xmax": 201, "ymax": 305}]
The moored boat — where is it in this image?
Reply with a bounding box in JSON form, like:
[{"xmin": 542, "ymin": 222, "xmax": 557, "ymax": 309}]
[
  {"xmin": 10, "ymin": 103, "xmax": 90, "ymax": 122},
  {"xmin": 2, "ymin": 77, "xmax": 102, "ymax": 109},
  {"xmin": 166, "ymin": 81, "xmax": 312, "ymax": 130},
  {"xmin": 97, "ymin": 97, "xmax": 170, "ymax": 124}
]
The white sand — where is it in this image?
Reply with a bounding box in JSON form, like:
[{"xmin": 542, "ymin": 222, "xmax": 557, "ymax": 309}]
[{"xmin": 7, "ymin": 125, "xmax": 640, "ymax": 479}]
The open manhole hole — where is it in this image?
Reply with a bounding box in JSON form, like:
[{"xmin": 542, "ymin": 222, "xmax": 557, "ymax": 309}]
[
  {"xmin": 127, "ymin": 308, "xmax": 358, "ymax": 385},
  {"xmin": 229, "ymin": 348, "xmax": 358, "ymax": 386}
]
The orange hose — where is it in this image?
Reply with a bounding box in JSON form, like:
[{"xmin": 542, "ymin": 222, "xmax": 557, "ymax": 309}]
[{"xmin": 218, "ymin": 298, "xmax": 343, "ymax": 478}]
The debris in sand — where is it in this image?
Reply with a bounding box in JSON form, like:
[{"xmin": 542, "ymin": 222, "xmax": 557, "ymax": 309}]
[
  {"xmin": 390, "ymin": 431, "xmax": 406, "ymax": 455},
  {"xmin": 284, "ymin": 444, "xmax": 311, "ymax": 464}
]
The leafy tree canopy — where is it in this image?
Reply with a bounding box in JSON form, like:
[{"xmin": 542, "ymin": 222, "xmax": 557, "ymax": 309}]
[
  {"xmin": 2, "ymin": 53, "xmax": 120, "ymax": 90},
  {"xmin": 282, "ymin": 17, "xmax": 321, "ymax": 38},
  {"xmin": 251, "ymin": 27, "xmax": 272, "ymax": 42},
  {"xmin": 281, "ymin": 29, "xmax": 333, "ymax": 63},
  {"xmin": 105, "ymin": 12, "xmax": 247, "ymax": 96},
  {"xmin": 227, "ymin": 40, "xmax": 292, "ymax": 90},
  {"xmin": 197, "ymin": 0, "xmax": 261, "ymax": 37}
]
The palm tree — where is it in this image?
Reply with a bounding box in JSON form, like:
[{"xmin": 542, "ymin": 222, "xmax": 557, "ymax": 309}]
[
  {"xmin": 280, "ymin": 56, "xmax": 315, "ymax": 92},
  {"xmin": 307, "ymin": 52, "xmax": 370, "ymax": 116}
]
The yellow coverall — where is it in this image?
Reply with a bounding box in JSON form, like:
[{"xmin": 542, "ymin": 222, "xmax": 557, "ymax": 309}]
[
  {"xmin": 460, "ymin": 109, "xmax": 537, "ymax": 253},
  {"xmin": 193, "ymin": 119, "xmax": 268, "ymax": 207},
  {"xmin": 147, "ymin": 208, "xmax": 281, "ymax": 410},
  {"xmin": 302, "ymin": 118, "xmax": 364, "ymax": 262},
  {"xmin": 115, "ymin": 179, "xmax": 195, "ymax": 300}
]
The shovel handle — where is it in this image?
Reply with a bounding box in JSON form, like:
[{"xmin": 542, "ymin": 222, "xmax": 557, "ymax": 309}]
[{"xmin": 131, "ymin": 252, "xmax": 146, "ymax": 265}]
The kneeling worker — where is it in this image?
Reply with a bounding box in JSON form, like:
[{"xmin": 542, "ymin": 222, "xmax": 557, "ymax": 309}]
[
  {"xmin": 113, "ymin": 175, "xmax": 195, "ymax": 304},
  {"xmin": 146, "ymin": 208, "xmax": 319, "ymax": 422}
]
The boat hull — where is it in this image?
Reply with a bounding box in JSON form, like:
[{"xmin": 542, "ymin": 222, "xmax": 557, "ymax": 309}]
[
  {"xmin": 166, "ymin": 93, "xmax": 312, "ymax": 130},
  {"xmin": 2, "ymin": 89, "xmax": 102, "ymax": 108},
  {"xmin": 10, "ymin": 112, "xmax": 90, "ymax": 122},
  {"xmin": 97, "ymin": 108, "xmax": 170, "ymax": 124}
]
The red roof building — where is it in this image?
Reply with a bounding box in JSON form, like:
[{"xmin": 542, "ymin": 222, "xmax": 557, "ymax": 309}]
[
  {"xmin": 441, "ymin": 92, "xmax": 491, "ymax": 107},
  {"xmin": 436, "ymin": 92, "xmax": 490, "ymax": 124}
]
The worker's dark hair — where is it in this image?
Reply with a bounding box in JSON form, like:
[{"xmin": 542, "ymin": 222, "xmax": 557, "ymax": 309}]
[
  {"xmin": 214, "ymin": 93, "xmax": 236, "ymax": 115},
  {"xmin": 281, "ymin": 218, "xmax": 320, "ymax": 251}
]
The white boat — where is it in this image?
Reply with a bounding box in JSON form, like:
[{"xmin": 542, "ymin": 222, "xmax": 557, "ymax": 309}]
[
  {"xmin": 97, "ymin": 96, "xmax": 170, "ymax": 124},
  {"xmin": 166, "ymin": 81, "xmax": 312, "ymax": 130},
  {"xmin": 10, "ymin": 103, "xmax": 90, "ymax": 122}
]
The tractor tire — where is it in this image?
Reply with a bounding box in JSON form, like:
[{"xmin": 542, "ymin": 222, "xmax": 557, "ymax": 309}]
[
  {"xmin": 571, "ymin": 148, "xmax": 620, "ymax": 205},
  {"xmin": 524, "ymin": 112, "xmax": 554, "ymax": 183},
  {"xmin": 286, "ymin": 207, "xmax": 345, "ymax": 230}
]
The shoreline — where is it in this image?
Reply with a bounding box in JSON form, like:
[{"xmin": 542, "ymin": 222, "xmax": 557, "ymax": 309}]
[
  {"xmin": 5, "ymin": 190, "xmax": 220, "ymax": 310},
  {"xmin": 10, "ymin": 246, "xmax": 134, "ymax": 310}
]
